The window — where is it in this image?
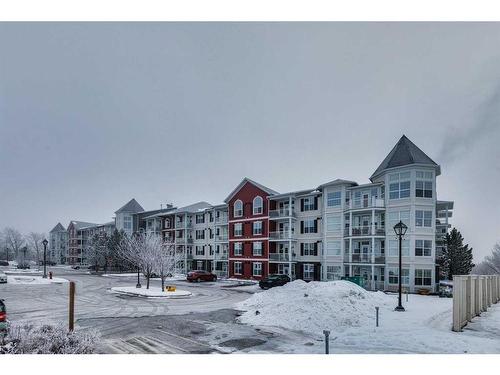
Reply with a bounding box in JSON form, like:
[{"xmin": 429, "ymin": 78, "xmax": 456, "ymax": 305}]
[
  {"xmin": 327, "ymin": 191, "xmax": 341, "ymax": 207},
  {"xmin": 195, "ymin": 230, "xmax": 205, "ymax": 240},
  {"xmin": 253, "ymin": 196, "xmax": 263, "ymax": 215},
  {"xmin": 123, "ymin": 216, "xmax": 132, "ymax": 230},
  {"xmin": 389, "ymin": 172, "xmax": 411, "ymax": 199},
  {"xmin": 234, "ymin": 262, "xmax": 242, "ymax": 275},
  {"xmin": 197, "ymin": 261, "xmax": 203, "ymax": 270},
  {"xmin": 303, "ymin": 264, "xmax": 314, "ymax": 280},
  {"xmin": 388, "ymin": 210, "xmax": 410, "ymax": 230},
  {"xmin": 416, "ymin": 180, "xmax": 433, "ymax": 198},
  {"xmin": 388, "ymin": 268, "xmax": 409, "ymax": 285},
  {"xmin": 416, "ymin": 171, "xmax": 433, "ymax": 179},
  {"xmin": 195, "ymin": 246, "xmax": 204, "ymax": 256},
  {"xmin": 234, "ymin": 223, "xmax": 243, "ymax": 237},
  {"xmin": 326, "ymin": 241, "xmax": 341, "ymax": 256},
  {"xmin": 301, "ymin": 219, "xmax": 317, "ymax": 234},
  {"xmin": 326, "ymin": 265, "xmax": 342, "ymax": 280},
  {"xmin": 195, "ymin": 214, "xmax": 205, "ymax": 224},
  {"xmin": 234, "ymin": 242, "xmax": 243, "ymax": 256},
  {"xmin": 415, "ymin": 269, "xmax": 432, "ymax": 286},
  {"xmin": 415, "ymin": 210, "xmax": 432, "ymax": 227},
  {"xmin": 301, "ymin": 243, "xmax": 318, "ymax": 256},
  {"xmin": 326, "ymin": 214, "xmax": 341, "ymax": 232},
  {"xmin": 253, "ymin": 221, "xmax": 262, "ymax": 235},
  {"xmin": 301, "ymin": 197, "xmax": 317, "ymax": 211},
  {"xmin": 415, "ymin": 239, "xmax": 432, "ymax": 256},
  {"xmin": 253, "ymin": 241, "xmax": 263, "ymax": 256},
  {"xmin": 388, "ymin": 239, "xmax": 410, "ymax": 256},
  {"xmin": 234, "ymin": 200, "xmax": 243, "ymax": 217},
  {"xmin": 253, "ymin": 262, "xmax": 262, "ymax": 276}
]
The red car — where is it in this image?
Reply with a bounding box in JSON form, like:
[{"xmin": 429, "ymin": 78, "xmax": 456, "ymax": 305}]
[{"xmin": 187, "ymin": 270, "xmax": 217, "ymax": 282}]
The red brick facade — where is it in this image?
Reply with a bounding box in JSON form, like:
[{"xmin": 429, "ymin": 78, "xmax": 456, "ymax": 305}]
[{"xmin": 227, "ymin": 180, "xmax": 273, "ymax": 280}]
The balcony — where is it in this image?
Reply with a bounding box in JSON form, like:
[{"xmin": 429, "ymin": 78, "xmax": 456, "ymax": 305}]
[
  {"xmin": 344, "ymin": 226, "xmax": 386, "ymax": 237},
  {"xmin": 175, "ymin": 221, "xmax": 192, "ymax": 229},
  {"xmin": 269, "ymin": 231, "xmax": 294, "ymax": 240},
  {"xmin": 215, "ymin": 234, "xmax": 228, "ymax": 242},
  {"xmin": 345, "ymin": 198, "xmax": 385, "ymax": 210},
  {"xmin": 269, "ymin": 252, "xmax": 296, "ymax": 262},
  {"xmin": 269, "ymin": 209, "xmax": 295, "ymax": 219},
  {"xmin": 347, "ymin": 253, "xmax": 386, "ymax": 264},
  {"xmin": 215, "ymin": 252, "xmax": 228, "ymax": 260},
  {"xmin": 215, "ymin": 216, "xmax": 228, "ymax": 224}
]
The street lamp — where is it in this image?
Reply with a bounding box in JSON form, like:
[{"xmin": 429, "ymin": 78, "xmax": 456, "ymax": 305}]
[
  {"xmin": 393, "ymin": 220, "xmax": 408, "ymax": 312},
  {"xmin": 42, "ymin": 239, "xmax": 48, "ymax": 278}
]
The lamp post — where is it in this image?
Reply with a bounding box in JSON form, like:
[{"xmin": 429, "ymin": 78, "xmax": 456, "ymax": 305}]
[
  {"xmin": 42, "ymin": 239, "xmax": 48, "ymax": 278},
  {"xmin": 136, "ymin": 265, "xmax": 142, "ymax": 288},
  {"xmin": 393, "ymin": 220, "xmax": 408, "ymax": 312}
]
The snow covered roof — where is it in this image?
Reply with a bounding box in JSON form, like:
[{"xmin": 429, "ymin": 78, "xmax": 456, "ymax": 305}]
[
  {"xmin": 49, "ymin": 223, "xmax": 66, "ymax": 233},
  {"xmin": 114, "ymin": 198, "xmax": 145, "ymax": 214},
  {"xmin": 370, "ymin": 135, "xmax": 441, "ymax": 181},
  {"xmin": 224, "ymin": 177, "xmax": 279, "ymax": 203},
  {"xmin": 317, "ymin": 179, "xmax": 358, "ymax": 189},
  {"xmin": 68, "ymin": 221, "xmax": 99, "ymax": 231}
]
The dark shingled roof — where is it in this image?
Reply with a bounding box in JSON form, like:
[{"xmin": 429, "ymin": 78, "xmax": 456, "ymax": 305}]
[
  {"xmin": 370, "ymin": 135, "xmax": 440, "ymax": 180},
  {"xmin": 50, "ymin": 223, "xmax": 66, "ymax": 233},
  {"xmin": 114, "ymin": 198, "xmax": 144, "ymax": 214}
]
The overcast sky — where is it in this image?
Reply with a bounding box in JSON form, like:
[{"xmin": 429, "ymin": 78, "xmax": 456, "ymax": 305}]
[{"xmin": 0, "ymin": 23, "xmax": 499, "ymax": 261}]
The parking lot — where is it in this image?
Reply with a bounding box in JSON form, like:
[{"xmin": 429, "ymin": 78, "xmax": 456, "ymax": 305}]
[{"xmin": 0, "ymin": 266, "xmax": 300, "ymax": 353}]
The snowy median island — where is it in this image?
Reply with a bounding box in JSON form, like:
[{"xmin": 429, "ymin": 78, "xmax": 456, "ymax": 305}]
[
  {"xmin": 6, "ymin": 275, "xmax": 69, "ymax": 285},
  {"xmin": 110, "ymin": 286, "xmax": 192, "ymax": 298},
  {"xmin": 234, "ymin": 280, "xmax": 500, "ymax": 353}
]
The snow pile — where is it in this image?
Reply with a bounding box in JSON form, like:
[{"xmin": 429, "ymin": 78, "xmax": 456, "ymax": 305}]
[
  {"xmin": 236, "ymin": 280, "xmax": 390, "ymax": 335},
  {"xmin": 110, "ymin": 286, "xmax": 192, "ymax": 298},
  {"xmin": 0, "ymin": 323, "xmax": 100, "ymax": 354}
]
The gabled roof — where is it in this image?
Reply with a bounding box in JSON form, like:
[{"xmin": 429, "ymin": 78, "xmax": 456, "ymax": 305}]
[
  {"xmin": 317, "ymin": 179, "xmax": 358, "ymax": 190},
  {"xmin": 68, "ymin": 221, "xmax": 99, "ymax": 231},
  {"xmin": 50, "ymin": 223, "xmax": 66, "ymax": 233},
  {"xmin": 114, "ymin": 198, "xmax": 145, "ymax": 214},
  {"xmin": 177, "ymin": 201, "xmax": 213, "ymax": 213},
  {"xmin": 370, "ymin": 135, "xmax": 441, "ymax": 181},
  {"xmin": 224, "ymin": 177, "xmax": 279, "ymax": 203}
]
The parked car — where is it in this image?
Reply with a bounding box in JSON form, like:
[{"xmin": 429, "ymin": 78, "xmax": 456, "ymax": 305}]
[
  {"xmin": 71, "ymin": 265, "xmax": 81, "ymax": 270},
  {"xmin": 187, "ymin": 270, "xmax": 217, "ymax": 282},
  {"xmin": 0, "ymin": 261, "xmax": 9, "ymax": 267},
  {"xmin": 0, "ymin": 299, "xmax": 7, "ymax": 333},
  {"xmin": 0, "ymin": 271, "xmax": 7, "ymax": 283},
  {"xmin": 259, "ymin": 274, "xmax": 290, "ymax": 290},
  {"xmin": 39, "ymin": 260, "xmax": 57, "ymax": 266},
  {"xmin": 16, "ymin": 264, "xmax": 30, "ymax": 270}
]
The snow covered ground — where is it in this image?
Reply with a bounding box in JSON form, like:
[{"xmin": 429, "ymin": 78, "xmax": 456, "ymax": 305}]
[
  {"xmin": 6, "ymin": 275, "xmax": 68, "ymax": 285},
  {"xmin": 234, "ymin": 280, "xmax": 500, "ymax": 353},
  {"xmin": 110, "ymin": 286, "xmax": 192, "ymax": 298},
  {"xmin": 102, "ymin": 273, "xmax": 186, "ymax": 281}
]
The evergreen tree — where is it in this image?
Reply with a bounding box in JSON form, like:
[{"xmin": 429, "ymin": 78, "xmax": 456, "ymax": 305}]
[{"xmin": 439, "ymin": 228, "xmax": 474, "ymax": 280}]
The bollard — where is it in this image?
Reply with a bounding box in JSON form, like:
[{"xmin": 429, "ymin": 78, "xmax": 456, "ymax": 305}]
[
  {"xmin": 323, "ymin": 330, "xmax": 330, "ymax": 354},
  {"xmin": 375, "ymin": 306, "xmax": 379, "ymax": 327},
  {"xmin": 69, "ymin": 281, "xmax": 75, "ymax": 332}
]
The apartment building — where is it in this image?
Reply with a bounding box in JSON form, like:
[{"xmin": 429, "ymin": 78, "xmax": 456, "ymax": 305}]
[
  {"xmin": 224, "ymin": 135, "xmax": 453, "ymax": 293},
  {"xmin": 160, "ymin": 202, "xmax": 230, "ymax": 277},
  {"xmin": 49, "ymin": 223, "xmax": 68, "ymax": 264}
]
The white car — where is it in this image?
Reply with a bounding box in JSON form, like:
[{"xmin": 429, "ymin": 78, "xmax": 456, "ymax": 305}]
[{"xmin": 0, "ymin": 271, "xmax": 7, "ymax": 283}]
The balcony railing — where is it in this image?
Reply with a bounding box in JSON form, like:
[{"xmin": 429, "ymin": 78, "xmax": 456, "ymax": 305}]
[
  {"xmin": 269, "ymin": 209, "xmax": 295, "ymax": 219},
  {"xmin": 215, "ymin": 216, "xmax": 228, "ymax": 224},
  {"xmin": 175, "ymin": 222, "xmax": 192, "ymax": 229},
  {"xmin": 344, "ymin": 226, "xmax": 386, "ymax": 237},
  {"xmin": 347, "ymin": 253, "xmax": 386, "ymax": 264},
  {"xmin": 345, "ymin": 198, "xmax": 385, "ymax": 210},
  {"xmin": 214, "ymin": 252, "xmax": 228, "ymax": 260},
  {"xmin": 269, "ymin": 252, "xmax": 296, "ymax": 262},
  {"xmin": 269, "ymin": 231, "xmax": 294, "ymax": 240},
  {"xmin": 215, "ymin": 234, "xmax": 228, "ymax": 241}
]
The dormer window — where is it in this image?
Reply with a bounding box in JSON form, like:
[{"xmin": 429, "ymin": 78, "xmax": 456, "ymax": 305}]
[
  {"xmin": 253, "ymin": 196, "xmax": 263, "ymax": 215},
  {"xmin": 234, "ymin": 200, "xmax": 243, "ymax": 217}
]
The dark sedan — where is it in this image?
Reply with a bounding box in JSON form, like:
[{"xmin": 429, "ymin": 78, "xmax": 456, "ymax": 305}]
[{"xmin": 259, "ymin": 274, "xmax": 290, "ymax": 289}]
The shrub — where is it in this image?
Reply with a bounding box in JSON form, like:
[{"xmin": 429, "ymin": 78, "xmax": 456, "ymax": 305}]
[{"xmin": 0, "ymin": 323, "xmax": 100, "ymax": 354}]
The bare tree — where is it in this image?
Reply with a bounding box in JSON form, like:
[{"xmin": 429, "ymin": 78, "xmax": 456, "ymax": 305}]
[
  {"xmin": 26, "ymin": 232, "xmax": 45, "ymax": 266},
  {"xmin": 473, "ymin": 243, "xmax": 500, "ymax": 275},
  {"xmin": 117, "ymin": 232, "xmax": 158, "ymax": 289},
  {"xmin": 85, "ymin": 233, "xmax": 107, "ymax": 272},
  {"xmin": 2, "ymin": 227, "xmax": 25, "ymax": 261},
  {"xmin": 155, "ymin": 239, "xmax": 182, "ymax": 292}
]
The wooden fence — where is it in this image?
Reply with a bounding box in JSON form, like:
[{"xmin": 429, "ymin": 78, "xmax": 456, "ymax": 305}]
[{"xmin": 452, "ymin": 275, "xmax": 500, "ymax": 332}]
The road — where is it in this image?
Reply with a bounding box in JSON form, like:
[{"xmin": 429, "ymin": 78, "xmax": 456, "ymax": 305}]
[{"xmin": 0, "ymin": 266, "xmax": 272, "ymax": 353}]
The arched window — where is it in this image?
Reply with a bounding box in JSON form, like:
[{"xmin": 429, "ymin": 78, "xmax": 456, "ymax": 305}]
[
  {"xmin": 253, "ymin": 196, "xmax": 263, "ymax": 215},
  {"xmin": 234, "ymin": 200, "xmax": 243, "ymax": 217}
]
